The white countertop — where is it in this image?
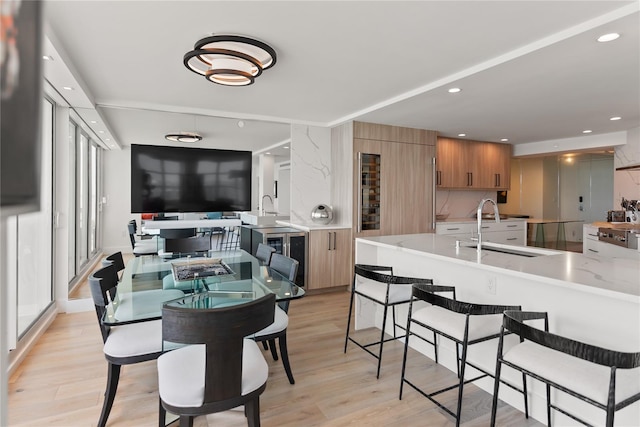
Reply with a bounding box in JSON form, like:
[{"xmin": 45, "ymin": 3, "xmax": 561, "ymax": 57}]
[
  {"xmin": 437, "ymin": 217, "xmax": 527, "ymax": 223},
  {"xmin": 142, "ymin": 218, "xmax": 241, "ymax": 230},
  {"xmin": 275, "ymin": 220, "xmax": 352, "ymax": 231},
  {"xmin": 357, "ymin": 233, "xmax": 640, "ymax": 300}
]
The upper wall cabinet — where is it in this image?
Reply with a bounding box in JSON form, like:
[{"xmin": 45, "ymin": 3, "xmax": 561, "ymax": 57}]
[
  {"xmin": 353, "ymin": 122, "xmax": 437, "ymax": 237},
  {"xmin": 436, "ymin": 137, "xmax": 511, "ymax": 190}
]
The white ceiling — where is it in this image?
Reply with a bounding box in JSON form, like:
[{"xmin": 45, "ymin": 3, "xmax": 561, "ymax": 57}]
[{"xmin": 43, "ymin": 1, "xmax": 639, "ymax": 156}]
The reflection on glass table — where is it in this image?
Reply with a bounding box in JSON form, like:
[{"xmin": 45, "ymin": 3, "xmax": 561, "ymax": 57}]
[{"xmin": 102, "ymin": 249, "xmax": 304, "ymax": 326}]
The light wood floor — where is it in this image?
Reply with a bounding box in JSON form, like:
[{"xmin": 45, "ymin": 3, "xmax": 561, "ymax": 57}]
[{"xmin": 9, "ymin": 288, "xmax": 541, "ymax": 427}]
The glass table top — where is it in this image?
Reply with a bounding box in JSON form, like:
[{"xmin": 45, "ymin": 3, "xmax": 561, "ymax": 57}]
[{"xmin": 103, "ymin": 250, "xmax": 304, "ymax": 326}]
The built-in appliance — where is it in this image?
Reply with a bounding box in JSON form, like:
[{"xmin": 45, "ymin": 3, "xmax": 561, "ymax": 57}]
[
  {"xmin": 607, "ymin": 210, "xmax": 626, "ymax": 222},
  {"xmin": 251, "ymin": 227, "xmax": 307, "ymax": 287},
  {"xmin": 598, "ymin": 227, "xmax": 639, "ymax": 249}
]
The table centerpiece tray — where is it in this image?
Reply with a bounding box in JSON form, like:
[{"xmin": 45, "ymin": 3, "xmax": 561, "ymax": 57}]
[{"xmin": 171, "ymin": 258, "xmax": 235, "ymax": 281}]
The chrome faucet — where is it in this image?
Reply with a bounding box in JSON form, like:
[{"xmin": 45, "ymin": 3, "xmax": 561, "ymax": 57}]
[
  {"xmin": 261, "ymin": 195, "xmax": 274, "ymax": 215},
  {"xmin": 476, "ymin": 198, "xmax": 501, "ymax": 251}
]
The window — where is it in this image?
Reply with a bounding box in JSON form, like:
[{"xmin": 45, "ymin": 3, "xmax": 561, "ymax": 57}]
[{"xmin": 13, "ymin": 98, "xmax": 54, "ymax": 338}]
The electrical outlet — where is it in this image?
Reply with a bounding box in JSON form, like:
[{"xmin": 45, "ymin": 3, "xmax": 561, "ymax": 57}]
[{"xmin": 486, "ymin": 277, "xmax": 497, "ymax": 295}]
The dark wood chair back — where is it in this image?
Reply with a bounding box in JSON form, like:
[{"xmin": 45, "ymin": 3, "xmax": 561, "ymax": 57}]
[
  {"xmin": 161, "ymin": 293, "xmax": 275, "ymax": 404},
  {"xmin": 159, "ymin": 228, "xmax": 197, "ymax": 239},
  {"xmin": 102, "ymin": 252, "xmax": 126, "ymax": 280},
  {"xmin": 164, "ymin": 235, "xmax": 210, "ymax": 254},
  {"xmin": 88, "ymin": 264, "xmax": 120, "ymax": 343},
  {"xmin": 127, "ymin": 223, "xmax": 137, "ymax": 249}
]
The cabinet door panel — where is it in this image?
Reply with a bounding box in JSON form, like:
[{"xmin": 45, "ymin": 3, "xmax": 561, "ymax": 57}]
[
  {"xmin": 436, "ymin": 138, "xmax": 468, "ymax": 188},
  {"xmin": 381, "ymin": 142, "xmax": 434, "ymax": 235},
  {"xmin": 308, "ymin": 229, "xmax": 352, "ymax": 290}
]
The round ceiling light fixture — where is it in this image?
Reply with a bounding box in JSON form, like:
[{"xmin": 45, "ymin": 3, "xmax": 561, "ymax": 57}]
[
  {"xmin": 165, "ymin": 132, "xmax": 203, "ymax": 143},
  {"xmin": 184, "ymin": 34, "xmax": 277, "ymax": 86}
]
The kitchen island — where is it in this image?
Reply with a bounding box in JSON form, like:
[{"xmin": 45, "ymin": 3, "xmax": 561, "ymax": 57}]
[{"xmin": 354, "ymin": 233, "xmax": 640, "ymax": 426}]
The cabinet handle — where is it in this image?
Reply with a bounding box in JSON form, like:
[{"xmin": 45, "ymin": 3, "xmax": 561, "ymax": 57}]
[
  {"xmin": 507, "ymin": 224, "xmax": 518, "ymax": 228},
  {"xmin": 446, "ymin": 227, "xmax": 460, "ymax": 231},
  {"xmin": 333, "ymin": 232, "xmax": 337, "ymax": 250},
  {"xmin": 357, "ymin": 152, "xmax": 362, "ymax": 233},
  {"xmin": 481, "ymin": 226, "xmax": 490, "ymax": 229},
  {"xmin": 588, "ymin": 248, "xmax": 599, "ymax": 253},
  {"xmin": 467, "ymin": 172, "xmax": 473, "ymax": 186},
  {"xmin": 436, "ymin": 170, "xmax": 441, "ymax": 186},
  {"xmin": 495, "ymin": 173, "xmax": 501, "ymax": 187},
  {"xmin": 507, "ymin": 237, "xmax": 517, "ymax": 241}
]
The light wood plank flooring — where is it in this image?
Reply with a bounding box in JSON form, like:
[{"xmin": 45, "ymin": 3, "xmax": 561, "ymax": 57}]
[{"xmin": 9, "ymin": 289, "xmax": 540, "ymax": 426}]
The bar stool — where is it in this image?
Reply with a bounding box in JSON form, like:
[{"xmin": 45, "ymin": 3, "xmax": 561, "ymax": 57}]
[
  {"xmin": 344, "ymin": 264, "xmax": 447, "ymax": 378},
  {"xmin": 491, "ymin": 310, "xmax": 640, "ymax": 427},
  {"xmin": 400, "ymin": 283, "xmax": 524, "ymax": 427}
]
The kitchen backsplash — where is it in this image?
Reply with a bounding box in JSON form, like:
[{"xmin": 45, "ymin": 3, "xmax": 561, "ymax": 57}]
[{"xmin": 436, "ymin": 190, "xmax": 503, "ymax": 218}]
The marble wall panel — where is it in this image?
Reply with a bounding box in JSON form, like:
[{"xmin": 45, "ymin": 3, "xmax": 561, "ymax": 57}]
[{"xmin": 290, "ymin": 124, "xmax": 332, "ymax": 225}]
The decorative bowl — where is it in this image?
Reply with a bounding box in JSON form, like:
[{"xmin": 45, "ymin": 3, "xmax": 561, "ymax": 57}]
[{"xmin": 311, "ymin": 204, "xmax": 333, "ymax": 224}]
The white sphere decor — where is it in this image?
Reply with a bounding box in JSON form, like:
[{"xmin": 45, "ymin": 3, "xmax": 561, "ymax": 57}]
[{"xmin": 310, "ymin": 204, "xmax": 333, "ymax": 224}]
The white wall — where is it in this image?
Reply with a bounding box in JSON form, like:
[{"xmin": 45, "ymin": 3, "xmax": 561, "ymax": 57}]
[{"xmin": 101, "ymin": 147, "xmax": 136, "ymax": 255}]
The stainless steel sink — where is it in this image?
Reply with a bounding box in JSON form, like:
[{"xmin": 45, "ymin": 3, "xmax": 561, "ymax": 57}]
[{"xmin": 456, "ymin": 240, "xmax": 557, "ymax": 257}]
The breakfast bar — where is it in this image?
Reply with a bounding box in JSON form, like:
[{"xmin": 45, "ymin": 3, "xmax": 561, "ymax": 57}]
[{"xmin": 354, "ymin": 233, "xmax": 640, "ymax": 426}]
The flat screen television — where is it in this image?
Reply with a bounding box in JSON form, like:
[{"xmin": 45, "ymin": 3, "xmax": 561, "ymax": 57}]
[{"xmin": 131, "ymin": 144, "xmax": 252, "ymax": 213}]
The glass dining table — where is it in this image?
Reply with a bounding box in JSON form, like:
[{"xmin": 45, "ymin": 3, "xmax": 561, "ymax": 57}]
[{"xmin": 102, "ymin": 249, "xmax": 305, "ymax": 326}]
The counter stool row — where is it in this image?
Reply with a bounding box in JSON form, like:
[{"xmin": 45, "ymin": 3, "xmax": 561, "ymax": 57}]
[{"xmin": 344, "ymin": 263, "xmax": 640, "ymax": 427}]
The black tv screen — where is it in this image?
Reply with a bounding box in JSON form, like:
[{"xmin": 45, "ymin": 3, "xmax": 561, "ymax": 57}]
[{"xmin": 131, "ymin": 144, "xmax": 252, "ymax": 213}]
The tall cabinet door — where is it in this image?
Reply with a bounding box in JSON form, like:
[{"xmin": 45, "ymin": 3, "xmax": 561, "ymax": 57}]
[{"xmin": 381, "ymin": 142, "xmax": 435, "ymax": 235}]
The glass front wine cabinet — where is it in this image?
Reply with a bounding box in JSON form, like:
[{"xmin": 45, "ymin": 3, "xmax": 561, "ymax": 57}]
[{"xmin": 358, "ymin": 153, "xmax": 381, "ymax": 231}]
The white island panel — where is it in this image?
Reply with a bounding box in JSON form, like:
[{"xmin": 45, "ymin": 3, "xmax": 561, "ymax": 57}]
[{"xmin": 355, "ymin": 233, "xmax": 640, "ymax": 426}]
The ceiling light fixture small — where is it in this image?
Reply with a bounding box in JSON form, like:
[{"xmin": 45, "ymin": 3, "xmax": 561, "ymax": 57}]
[
  {"xmin": 165, "ymin": 132, "xmax": 203, "ymax": 143},
  {"xmin": 597, "ymin": 33, "xmax": 620, "ymax": 42},
  {"xmin": 448, "ymin": 87, "xmax": 461, "ymax": 93},
  {"xmin": 42, "ymin": 55, "xmax": 54, "ymax": 61},
  {"xmin": 62, "ymin": 86, "xmax": 74, "ymax": 91},
  {"xmin": 500, "ymin": 138, "xmax": 509, "ymax": 142},
  {"xmin": 184, "ymin": 34, "xmax": 277, "ymax": 86},
  {"xmin": 582, "ymin": 130, "xmax": 592, "ymax": 134},
  {"xmin": 610, "ymin": 116, "xmax": 622, "ymax": 121},
  {"xmin": 237, "ymin": 120, "xmax": 245, "ymax": 128},
  {"xmin": 458, "ymin": 133, "xmax": 466, "ymax": 137}
]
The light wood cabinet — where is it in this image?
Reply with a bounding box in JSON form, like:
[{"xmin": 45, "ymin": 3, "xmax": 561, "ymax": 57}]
[
  {"xmin": 353, "ymin": 122, "xmax": 437, "ymax": 238},
  {"xmin": 307, "ymin": 228, "xmax": 352, "ymax": 290},
  {"xmin": 436, "ymin": 137, "xmax": 511, "ymax": 190}
]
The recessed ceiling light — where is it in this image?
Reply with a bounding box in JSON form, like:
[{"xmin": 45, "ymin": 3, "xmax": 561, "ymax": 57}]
[
  {"xmin": 266, "ymin": 152, "xmax": 271, "ymax": 155},
  {"xmin": 582, "ymin": 130, "xmax": 592, "ymax": 134},
  {"xmin": 42, "ymin": 55, "xmax": 54, "ymax": 61},
  {"xmin": 237, "ymin": 120, "xmax": 245, "ymax": 128},
  {"xmin": 500, "ymin": 138, "xmax": 509, "ymax": 142},
  {"xmin": 98, "ymin": 130, "xmax": 105, "ymax": 134},
  {"xmin": 610, "ymin": 116, "xmax": 622, "ymax": 121},
  {"xmin": 597, "ymin": 33, "xmax": 620, "ymax": 43},
  {"xmin": 283, "ymin": 146, "xmax": 289, "ymax": 149},
  {"xmin": 62, "ymin": 86, "xmax": 74, "ymax": 91},
  {"xmin": 448, "ymin": 87, "xmax": 461, "ymax": 93},
  {"xmin": 458, "ymin": 133, "xmax": 466, "ymax": 137},
  {"xmin": 105, "ymin": 138, "xmax": 111, "ymax": 141},
  {"xmin": 90, "ymin": 120, "xmax": 97, "ymax": 124}
]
